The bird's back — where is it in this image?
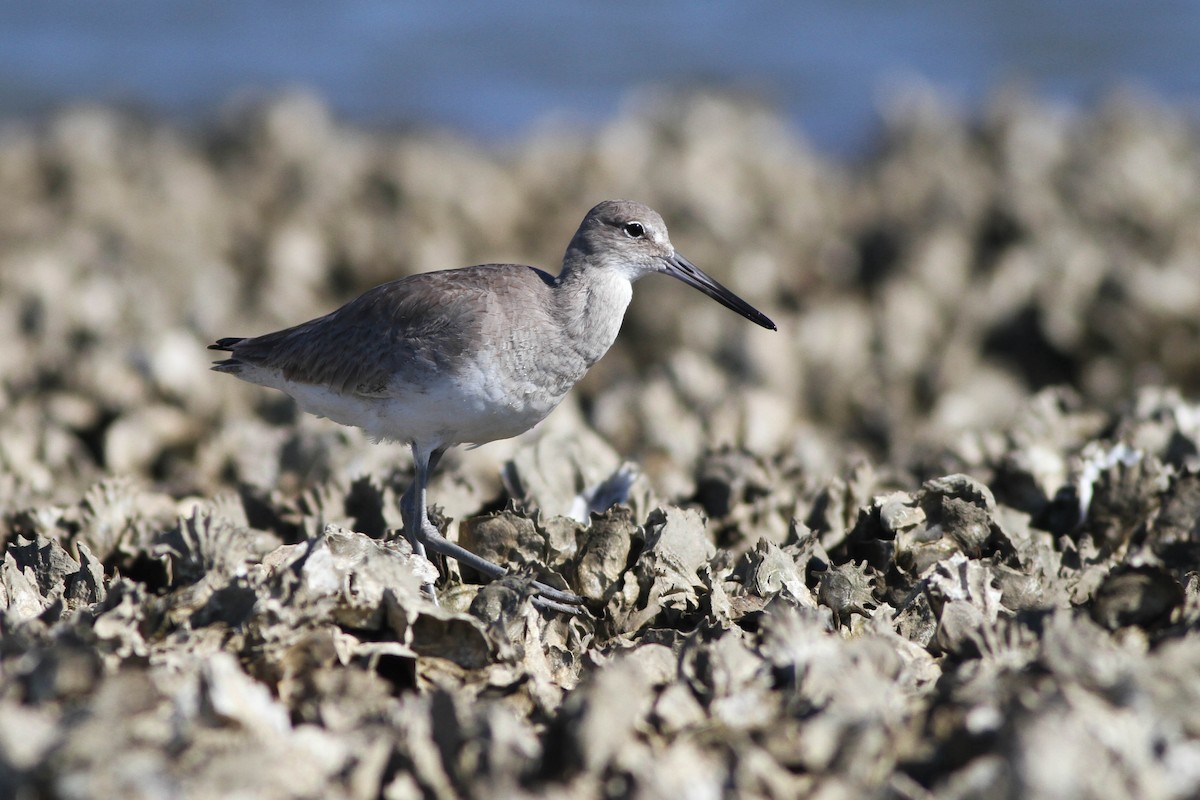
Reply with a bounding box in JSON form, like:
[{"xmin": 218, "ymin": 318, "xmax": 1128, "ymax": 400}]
[
  {"xmin": 211, "ymin": 263, "xmax": 595, "ymax": 446},
  {"xmin": 215, "ymin": 264, "xmax": 558, "ymax": 394}
]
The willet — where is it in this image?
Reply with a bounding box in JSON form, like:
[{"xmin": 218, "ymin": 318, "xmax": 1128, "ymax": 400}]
[{"xmin": 210, "ymin": 199, "xmax": 776, "ymax": 613}]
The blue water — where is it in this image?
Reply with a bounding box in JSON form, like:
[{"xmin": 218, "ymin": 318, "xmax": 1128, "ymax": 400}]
[{"xmin": 1, "ymin": 2, "xmax": 1198, "ymax": 154}]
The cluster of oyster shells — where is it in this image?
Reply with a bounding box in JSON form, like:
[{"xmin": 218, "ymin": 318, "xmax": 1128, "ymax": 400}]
[{"xmin": 4, "ymin": 88, "xmax": 1200, "ymax": 797}]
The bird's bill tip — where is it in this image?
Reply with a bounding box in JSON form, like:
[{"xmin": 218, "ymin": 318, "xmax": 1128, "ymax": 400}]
[{"xmin": 664, "ymin": 252, "xmax": 777, "ymax": 331}]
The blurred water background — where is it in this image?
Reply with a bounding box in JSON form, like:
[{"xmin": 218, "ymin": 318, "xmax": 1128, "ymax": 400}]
[{"xmin": 1, "ymin": 1, "xmax": 1198, "ymax": 155}]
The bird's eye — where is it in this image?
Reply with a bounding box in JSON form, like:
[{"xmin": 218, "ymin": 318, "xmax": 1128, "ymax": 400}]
[{"xmin": 623, "ymin": 221, "xmax": 645, "ymax": 239}]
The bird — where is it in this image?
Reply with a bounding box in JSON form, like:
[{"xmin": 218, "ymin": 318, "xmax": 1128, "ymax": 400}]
[{"xmin": 210, "ymin": 199, "xmax": 776, "ymax": 613}]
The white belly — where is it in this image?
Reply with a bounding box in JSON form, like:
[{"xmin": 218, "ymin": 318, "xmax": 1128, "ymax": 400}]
[{"xmin": 276, "ymin": 367, "xmax": 563, "ymax": 449}]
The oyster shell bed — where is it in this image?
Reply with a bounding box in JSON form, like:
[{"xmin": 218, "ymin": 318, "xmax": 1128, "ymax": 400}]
[{"xmin": 4, "ymin": 90, "xmax": 1200, "ymax": 798}]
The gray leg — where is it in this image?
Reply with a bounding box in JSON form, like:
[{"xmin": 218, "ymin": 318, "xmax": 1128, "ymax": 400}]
[
  {"xmin": 427, "ymin": 447, "xmax": 445, "ymax": 475},
  {"xmin": 405, "ymin": 444, "xmax": 585, "ymax": 614},
  {"xmin": 398, "ymin": 480, "xmax": 426, "ymax": 559},
  {"xmin": 404, "ymin": 443, "xmax": 439, "ymax": 604},
  {"xmin": 419, "ymin": 530, "xmax": 585, "ymax": 607}
]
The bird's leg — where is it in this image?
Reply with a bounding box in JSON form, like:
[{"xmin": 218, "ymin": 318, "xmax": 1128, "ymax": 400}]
[
  {"xmin": 406, "ymin": 447, "xmax": 585, "ymax": 612},
  {"xmin": 403, "ymin": 444, "xmax": 439, "ymax": 604},
  {"xmin": 398, "ymin": 480, "xmax": 426, "ymax": 559},
  {"xmin": 419, "ymin": 529, "xmax": 585, "ymax": 608},
  {"xmin": 410, "ymin": 445, "xmax": 445, "ymax": 549}
]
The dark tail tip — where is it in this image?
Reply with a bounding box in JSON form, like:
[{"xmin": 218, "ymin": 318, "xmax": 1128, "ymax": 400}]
[
  {"xmin": 208, "ymin": 337, "xmax": 245, "ymax": 352},
  {"xmin": 210, "ymin": 358, "xmax": 243, "ymax": 374}
]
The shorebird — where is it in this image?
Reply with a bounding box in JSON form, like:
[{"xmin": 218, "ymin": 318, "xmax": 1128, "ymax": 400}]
[{"xmin": 210, "ymin": 200, "xmax": 776, "ymax": 612}]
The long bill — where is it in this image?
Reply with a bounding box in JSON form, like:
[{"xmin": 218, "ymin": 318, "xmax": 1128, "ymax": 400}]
[{"xmin": 662, "ymin": 251, "xmax": 777, "ymax": 331}]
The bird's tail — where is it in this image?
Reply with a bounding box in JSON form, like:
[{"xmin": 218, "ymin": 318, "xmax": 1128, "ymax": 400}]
[
  {"xmin": 209, "ymin": 337, "xmax": 245, "ymax": 352},
  {"xmin": 209, "ymin": 337, "xmax": 246, "ymax": 373}
]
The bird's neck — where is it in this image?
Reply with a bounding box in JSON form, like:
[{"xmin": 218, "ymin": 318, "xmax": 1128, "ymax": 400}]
[{"xmin": 554, "ymin": 260, "xmax": 634, "ymax": 369}]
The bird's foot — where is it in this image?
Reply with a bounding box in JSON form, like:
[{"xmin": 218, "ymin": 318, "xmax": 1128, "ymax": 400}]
[
  {"xmin": 414, "ymin": 521, "xmax": 585, "ymax": 613},
  {"xmin": 530, "ymin": 594, "xmax": 585, "ymax": 615}
]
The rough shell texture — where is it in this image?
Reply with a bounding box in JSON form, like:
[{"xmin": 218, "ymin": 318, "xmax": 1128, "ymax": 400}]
[{"xmin": 5, "ymin": 89, "xmax": 1200, "ymax": 798}]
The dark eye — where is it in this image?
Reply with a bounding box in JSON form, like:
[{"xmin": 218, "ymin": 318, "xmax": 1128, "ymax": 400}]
[{"xmin": 623, "ymin": 221, "xmax": 645, "ymax": 239}]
